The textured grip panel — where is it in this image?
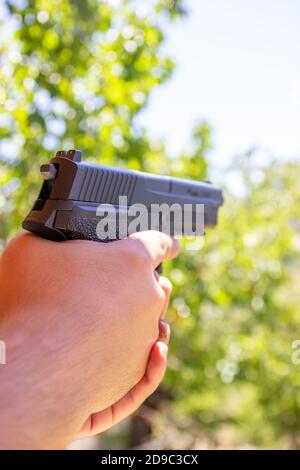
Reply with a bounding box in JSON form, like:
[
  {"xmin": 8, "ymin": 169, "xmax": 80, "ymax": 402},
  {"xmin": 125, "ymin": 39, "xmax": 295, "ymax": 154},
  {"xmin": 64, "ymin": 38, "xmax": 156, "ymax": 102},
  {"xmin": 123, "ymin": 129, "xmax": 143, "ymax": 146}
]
[
  {"xmin": 66, "ymin": 217, "xmax": 163, "ymax": 272},
  {"xmin": 67, "ymin": 217, "xmax": 118, "ymax": 242}
]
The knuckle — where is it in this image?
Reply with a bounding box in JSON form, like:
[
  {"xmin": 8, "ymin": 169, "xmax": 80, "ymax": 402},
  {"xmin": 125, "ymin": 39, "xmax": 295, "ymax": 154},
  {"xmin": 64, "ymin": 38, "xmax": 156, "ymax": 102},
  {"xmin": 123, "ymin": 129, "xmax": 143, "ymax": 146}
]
[
  {"xmin": 156, "ymin": 232, "xmax": 168, "ymax": 254},
  {"xmin": 118, "ymin": 238, "xmax": 152, "ymax": 267},
  {"xmin": 152, "ymin": 282, "xmax": 166, "ymax": 309}
]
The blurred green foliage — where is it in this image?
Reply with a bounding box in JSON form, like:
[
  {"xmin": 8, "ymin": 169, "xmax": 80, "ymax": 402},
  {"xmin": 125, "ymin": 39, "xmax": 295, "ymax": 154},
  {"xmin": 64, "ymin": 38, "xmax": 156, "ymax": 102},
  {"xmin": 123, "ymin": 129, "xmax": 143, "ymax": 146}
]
[
  {"xmin": 1, "ymin": 0, "xmax": 300, "ymax": 449},
  {"xmin": 168, "ymin": 158, "xmax": 300, "ymax": 447}
]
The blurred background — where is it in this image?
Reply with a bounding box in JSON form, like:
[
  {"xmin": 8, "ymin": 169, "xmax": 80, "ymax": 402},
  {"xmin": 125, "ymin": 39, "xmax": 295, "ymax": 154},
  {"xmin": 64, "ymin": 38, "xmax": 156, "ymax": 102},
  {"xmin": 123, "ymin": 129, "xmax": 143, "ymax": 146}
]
[{"xmin": 1, "ymin": 0, "xmax": 300, "ymax": 449}]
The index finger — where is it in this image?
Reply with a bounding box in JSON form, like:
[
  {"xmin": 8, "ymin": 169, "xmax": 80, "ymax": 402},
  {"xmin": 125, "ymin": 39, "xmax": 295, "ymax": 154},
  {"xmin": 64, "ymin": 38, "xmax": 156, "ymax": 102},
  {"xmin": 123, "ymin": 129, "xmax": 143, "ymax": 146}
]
[{"xmin": 129, "ymin": 230, "xmax": 180, "ymax": 269}]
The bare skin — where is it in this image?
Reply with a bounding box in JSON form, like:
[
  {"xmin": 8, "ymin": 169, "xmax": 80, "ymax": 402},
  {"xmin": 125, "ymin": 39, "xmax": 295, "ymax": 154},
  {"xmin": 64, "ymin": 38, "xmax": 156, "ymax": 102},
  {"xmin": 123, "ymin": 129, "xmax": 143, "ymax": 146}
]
[{"xmin": 0, "ymin": 230, "xmax": 179, "ymax": 449}]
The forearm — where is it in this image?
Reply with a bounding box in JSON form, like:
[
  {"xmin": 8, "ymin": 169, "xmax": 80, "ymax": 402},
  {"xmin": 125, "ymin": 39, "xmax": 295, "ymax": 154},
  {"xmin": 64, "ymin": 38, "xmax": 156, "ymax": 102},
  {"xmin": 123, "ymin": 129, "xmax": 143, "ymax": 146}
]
[{"xmin": 0, "ymin": 317, "xmax": 80, "ymax": 449}]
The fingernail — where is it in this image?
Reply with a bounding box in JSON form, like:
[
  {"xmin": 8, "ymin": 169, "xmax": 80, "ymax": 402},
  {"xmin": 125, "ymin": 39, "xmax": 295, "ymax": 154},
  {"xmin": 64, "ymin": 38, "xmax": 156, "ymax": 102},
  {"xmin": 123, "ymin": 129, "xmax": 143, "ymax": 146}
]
[
  {"xmin": 159, "ymin": 319, "xmax": 170, "ymax": 339},
  {"xmin": 159, "ymin": 318, "xmax": 168, "ymax": 327}
]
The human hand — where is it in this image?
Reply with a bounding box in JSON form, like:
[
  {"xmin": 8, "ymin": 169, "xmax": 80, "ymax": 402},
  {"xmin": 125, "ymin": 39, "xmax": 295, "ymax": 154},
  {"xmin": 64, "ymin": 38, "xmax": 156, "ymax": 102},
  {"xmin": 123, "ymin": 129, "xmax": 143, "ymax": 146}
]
[
  {"xmin": 0, "ymin": 230, "xmax": 179, "ymax": 449},
  {"xmin": 77, "ymin": 317, "xmax": 171, "ymax": 439}
]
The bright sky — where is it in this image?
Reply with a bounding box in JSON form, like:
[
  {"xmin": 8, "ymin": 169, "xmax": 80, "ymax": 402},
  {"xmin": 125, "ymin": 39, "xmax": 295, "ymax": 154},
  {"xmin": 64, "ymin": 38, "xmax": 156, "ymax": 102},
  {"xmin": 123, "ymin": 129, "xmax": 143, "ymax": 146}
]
[{"xmin": 138, "ymin": 0, "xmax": 300, "ymax": 168}]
